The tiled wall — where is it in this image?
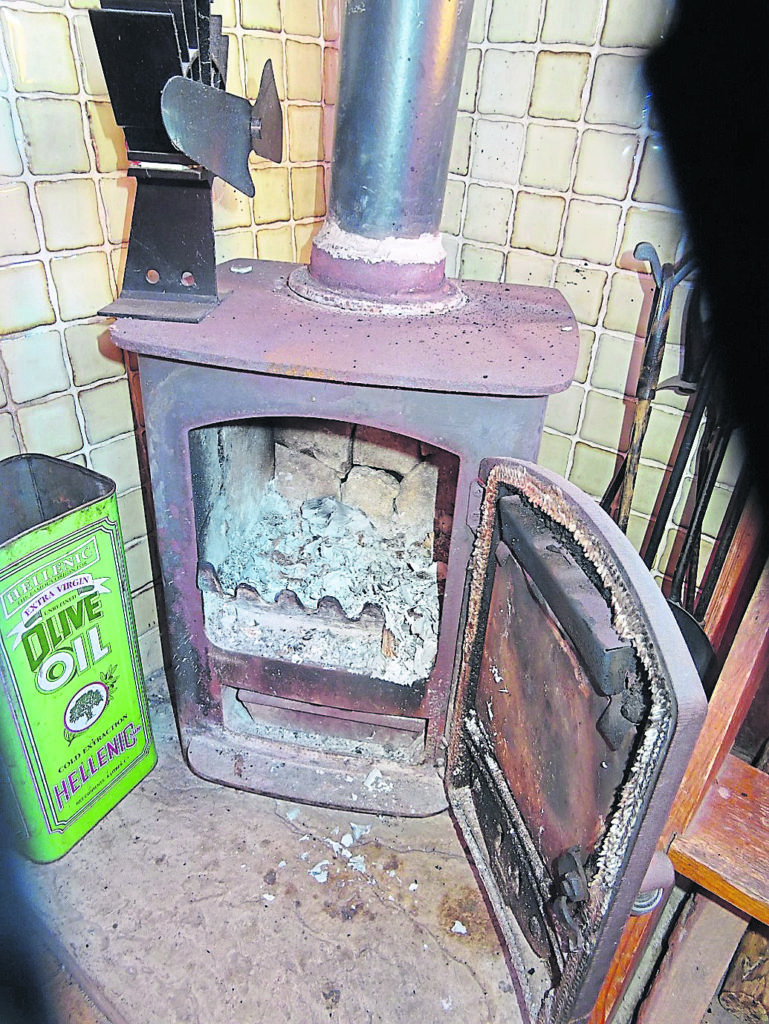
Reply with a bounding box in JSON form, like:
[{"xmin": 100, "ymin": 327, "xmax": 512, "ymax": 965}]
[{"xmin": 0, "ymin": 0, "xmax": 741, "ymax": 672}]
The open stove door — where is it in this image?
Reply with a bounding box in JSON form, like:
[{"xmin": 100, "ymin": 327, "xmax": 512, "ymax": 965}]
[{"xmin": 445, "ymin": 459, "xmax": 706, "ymax": 1024}]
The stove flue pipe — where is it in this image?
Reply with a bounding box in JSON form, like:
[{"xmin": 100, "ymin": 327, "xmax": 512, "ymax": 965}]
[{"xmin": 289, "ymin": 0, "xmax": 474, "ymax": 313}]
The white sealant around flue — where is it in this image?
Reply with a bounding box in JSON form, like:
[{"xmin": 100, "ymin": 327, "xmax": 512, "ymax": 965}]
[{"xmin": 312, "ymin": 219, "xmax": 447, "ymax": 266}]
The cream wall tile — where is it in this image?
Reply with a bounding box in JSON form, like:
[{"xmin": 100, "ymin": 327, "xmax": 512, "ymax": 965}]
[
  {"xmin": 602, "ymin": 0, "xmax": 673, "ymax": 48},
  {"xmin": 622, "ymin": 462, "xmax": 663, "ymax": 524},
  {"xmin": 323, "ymin": 0, "xmax": 341, "ymax": 42},
  {"xmin": 634, "ymin": 138, "xmax": 679, "ymax": 206},
  {"xmin": 86, "ymin": 101, "xmax": 127, "ymax": 172},
  {"xmin": 291, "ymin": 165, "xmax": 325, "ymax": 219},
  {"xmin": 0, "ymin": 182, "xmax": 40, "ymax": 258},
  {"xmin": 574, "ymin": 129, "xmax": 637, "ymax": 200},
  {"xmin": 64, "ymin": 322, "xmax": 125, "ymax": 385},
  {"xmin": 286, "ymin": 41, "xmax": 322, "ymax": 101},
  {"xmin": 544, "ymin": 383, "xmax": 584, "ymax": 434},
  {"xmin": 520, "ymin": 124, "xmax": 577, "ymax": 190},
  {"xmin": 70, "ymin": 0, "xmax": 100, "ymax": 9},
  {"xmin": 17, "ymin": 394, "xmax": 83, "ymax": 456},
  {"xmin": 554, "ymin": 263, "xmax": 607, "ymax": 325},
  {"xmin": 541, "ymin": 0, "xmax": 601, "ymax": 44},
  {"xmin": 73, "ymin": 14, "xmax": 107, "ymax": 96},
  {"xmin": 0, "ymin": 54, "xmax": 5, "ymax": 90},
  {"xmin": 464, "ymin": 183, "xmax": 512, "ymax": 245},
  {"xmin": 282, "ymin": 0, "xmax": 321, "ymax": 36},
  {"xmin": 488, "ymin": 0, "xmax": 540, "ymax": 43},
  {"xmin": 459, "ymin": 49, "xmax": 481, "ymax": 112},
  {"xmin": 575, "ymin": 329, "xmax": 595, "ymax": 384},
  {"xmin": 604, "ymin": 270, "xmax": 651, "ymax": 334},
  {"xmin": 211, "ymin": 0, "xmax": 237, "ymax": 28},
  {"xmin": 569, "ymin": 441, "xmax": 616, "ymax": 498},
  {"xmin": 214, "ymin": 229, "xmax": 256, "ymax": 264},
  {"xmin": 138, "ymin": 627, "xmax": 164, "ymax": 677},
  {"xmin": 294, "ymin": 220, "xmax": 321, "ymax": 263},
  {"xmin": 0, "ymin": 98, "xmax": 23, "ymax": 176},
  {"xmin": 323, "ymin": 46, "xmax": 339, "ymax": 105},
  {"xmin": 619, "ymin": 207, "xmax": 685, "ymax": 268},
  {"xmin": 286, "ymin": 105, "xmax": 324, "ymax": 162},
  {"xmin": 469, "ymin": 0, "xmax": 488, "ymax": 43},
  {"xmin": 715, "ymin": 433, "xmax": 745, "ymax": 490},
  {"xmin": 643, "ymin": 404, "xmax": 684, "ymax": 465},
  {"xmin": 79, "ymin": 377, "xmax": 133, "ymax": 444},
  {"xmin": 460, "ymin": 244, "xmax": 504, "ymax": 282},
  {"xmin": 440, "ymin": 178, "xmax": 465, "ymax": 235},
  {"xmin": 90, "ymin": 434, "xmax": 141, "ymax": 492},
  {"xmin": 470, "ymin": 119, "xmax": 524, "ymax": 183},
  {"xmin": 0, "ymin": 377, "xmax": 5, "ymax": 408},
  {"xmin": 241, "ymin": 0, "xmax": 281, "ymax": 31},
  {"xmin": 700, "ymin": 484, "xmax": 731, "ymax": 540},
  {"xmin": 50, "ymin": 251, "xmax": 114, "ymax": 320},
  {"xmin": 591, "ymin": 332, "xmax": 638, "ymax": 395},
  {"xmin": 225, "ymin": 34, "xmax": 244, "ymax": 95},
  {"xmin": 36, "ymin": 178, "xmax": 104, "ymax": 251},
  {"xmin": 99, "ymin": 177, "xmax": 135, "ymax": 244},
  {"xmin": 18, "ymin": 98, "xmax": 90, "ymax": 174},
  {"xmin": 442, "ymin": 234, "xmax": 459, "ymax": 277},
  {"xmin": 3, "ymin": 330, "xmax": 69, "ymax": 402},
  {"xmin": 110, "ymin": 246, "xmax": 126, "ymax": 294},
  {"xmin": 243, "ymin": 36, "xmax": 285, "ymax": 100},
  {"xmin": 212, "ymin": 179, "xmax": 252, "ymax": 230},
  {"xmin": 0, "ymin": 413, "xmax": 20, "ymax": 459},
  {"xmin": 256, "ymin": 224, "xmax": 294, "ymax": 261},
  {"xmin": 130, "ymin": 584, "xmax": 159, "ymax": 636},
  {"xmin": 625, "ymin": 513, "xmax": 649, "ymax": 554},
  {"xmin": 1, "ymin": 9, "xmax": 78, "ymax": 94},
  {"xmin": 0, "ymin": 261, "xmax": 55, "ymax": 335},
  {"xmin": 537, "ymin": 430, "xmax": 570, "ymax": 476},
  {"xmin": 478, "ymin": 50, "xmax": 534, "ymax": 118},
  {"xmin": 117, "ymin": 487, "xmax": 148, "ymax": 543},
  {"xmin": 449, "ymin": 115, "xmax": 472, "ymax": 175},
  {"xmin": 530, "ymin": 51, "xmax": 590, "ymax": 121},
  {"xmin": 510, "ymin": 191, "xmax": 564, "ymax": 255},
  {"xmin": 253, "ymin": 165, "xmax": 291, "ymax": 224},
  {"xmin": 562, "ymin": 199, "xmax": 621, "ymax": 264},
  {"xmin": 504, "ymin": 250, "xmax": 553, "ymax": 288},
  {"xmin": 586, "ymin": 55, "xmax": 646, "ymax": 128}
]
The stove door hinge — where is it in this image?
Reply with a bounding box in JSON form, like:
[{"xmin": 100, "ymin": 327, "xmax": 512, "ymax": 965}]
[
  {"xmin": 551, "ymin": 846, "xmax": 589, "ymax": 952},
  {"xmin": 466, "ymin": 478, "xmax": 485, "ymax": 533}
]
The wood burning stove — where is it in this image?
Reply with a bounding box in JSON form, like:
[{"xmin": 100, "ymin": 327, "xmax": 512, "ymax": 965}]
[
  {"xmin": 111, "ymin": 259, "xmax": 706, "ymax": 1023},
  {"xmin": 95, "ymin": 0, "xmax": 707, "ymax": 1019}
]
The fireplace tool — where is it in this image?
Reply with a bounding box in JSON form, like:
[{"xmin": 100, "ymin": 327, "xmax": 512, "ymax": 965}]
[
  {"xmin": 89, "ymin": 0, "xmax": 282, "ymax": 322},
  {"xmin": 92, "ymin": 3, "xmax": 708, "ymax": 1021}
]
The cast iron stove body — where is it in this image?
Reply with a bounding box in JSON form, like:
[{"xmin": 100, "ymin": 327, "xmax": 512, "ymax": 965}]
[{"xmin": 113, "ymin": 263, "xmax": 705, "ymax": 1023}]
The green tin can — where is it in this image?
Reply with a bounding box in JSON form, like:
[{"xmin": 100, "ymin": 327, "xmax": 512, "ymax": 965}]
[{"xmin": 0, "ymin": 454, "xmax": 156, "ymax": 862}]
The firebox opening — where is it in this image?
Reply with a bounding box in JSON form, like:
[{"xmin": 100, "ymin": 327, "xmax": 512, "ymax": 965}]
[{"xmin": 188, "ymin": 418, "xmax": 458, "ymax": 688}]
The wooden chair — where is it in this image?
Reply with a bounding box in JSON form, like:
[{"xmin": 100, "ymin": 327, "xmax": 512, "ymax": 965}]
[{"xmin": 589, "ymin": 497, "xmax": 769, "ymax": 1023}]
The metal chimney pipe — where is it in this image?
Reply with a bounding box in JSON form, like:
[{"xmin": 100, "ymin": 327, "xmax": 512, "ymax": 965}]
[{"xmin": 289, "ymin": 0, "xmax": 474, "ymax": 313}]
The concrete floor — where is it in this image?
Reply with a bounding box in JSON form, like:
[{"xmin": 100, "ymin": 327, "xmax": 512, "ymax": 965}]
[
  {"xmin": 19, "ymin": 671, "xmax": 748, "ymax": 1024},
  {"xmin": 21, "ymin": 673, "xmax": 524, "ymax": 1024}
]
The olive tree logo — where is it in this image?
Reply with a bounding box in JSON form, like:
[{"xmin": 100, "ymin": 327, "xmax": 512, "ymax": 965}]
[
  {"xmin": 64, "ymin": 682, "xmax": 108, "ymax": 737},
  {"xmin": 62, "ymin": 662, "xmax": 118, "ymax": 744}
]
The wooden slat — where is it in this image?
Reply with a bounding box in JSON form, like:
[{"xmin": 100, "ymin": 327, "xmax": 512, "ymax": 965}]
[
  {"xmin": 634, "ymin": 892, "xmax": 749, "ymax": 1024},
  {"xmin": 670, "ymin": 755, "xmax": 769, "ymax": 925},
  {"xmin": 704, "ymin": 492, "xmax": 766, "ymax": 659},
  {"xmin": 667, "ymin": 562, "xmax": 769, "ymax": 837}
]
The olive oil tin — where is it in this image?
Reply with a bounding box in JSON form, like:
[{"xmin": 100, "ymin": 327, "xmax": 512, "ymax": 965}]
[{"xmin": 0, "ymin": 455, "xmax": 156, "ymax": 862}]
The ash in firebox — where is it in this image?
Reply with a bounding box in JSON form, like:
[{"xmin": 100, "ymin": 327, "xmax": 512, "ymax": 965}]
[{"xmin": 210, "ymin": 483, "xmax": 439, "ymax": 686}]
